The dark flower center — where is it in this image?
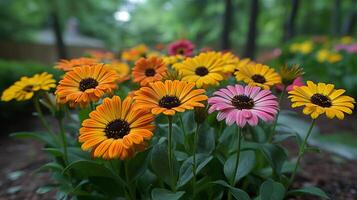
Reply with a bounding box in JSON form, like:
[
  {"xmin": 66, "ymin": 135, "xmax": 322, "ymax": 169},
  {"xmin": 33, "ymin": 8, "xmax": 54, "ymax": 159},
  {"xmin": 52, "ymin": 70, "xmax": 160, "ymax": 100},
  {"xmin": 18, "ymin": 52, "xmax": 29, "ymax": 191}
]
[
  {"xmin": 231, "ymin": 95, "xmax": 255, "ymax": 110},
  {"xmin": 177, "ymin": 48, "xmax": 185, "ymax": 55},
  {"xmin": 22, "ymin": 85, "xmax": 33, "ymax": 92},
  {"xmin": 159, "ymin": 95, "xmax": 181, "ymax": 109},
  {"xmin": 145, "ymin": 68, "xmax": 156, "ymax": 77},
  {"xmin": 195, "ymin": 66, "xmax": 209, "ymax": 76},
  {"xmin": 105, "ymin": 119, "xmax": 131, "ymax": 139},
  {"xmin": 310, "ymin": 93, "xmax": 332, "ymax": 107},
  {"xmin": 140, "ymin": 53, "xmax": 147, "ymax": 58},
  {"xmin": 251, "ymin": 74, "xmax": 266, "ymax": 84},
  {"xmin": 79, "ymin": 78, "xmax": 98, "ymax": 91}
]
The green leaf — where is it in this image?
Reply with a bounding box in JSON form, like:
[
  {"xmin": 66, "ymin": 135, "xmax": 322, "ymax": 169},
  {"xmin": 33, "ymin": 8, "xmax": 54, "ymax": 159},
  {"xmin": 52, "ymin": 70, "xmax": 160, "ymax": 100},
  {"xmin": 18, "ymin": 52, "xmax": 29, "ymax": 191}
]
[
  {"xmin": 150, "ymin": 138, "xmax": 177, "ymax": 186},
  {"xmin": 89, "ymin": 177, "xmax": 124, "ymax": 197},
  {"xmin": 304, "ymin": 146, "xmax": 321, "ymax": 153},
  {"xmin": 10, "ymin": 131, "xmax": 57, "ymax": 147},
  {"xmin": 197, "ymin": 123, "xmax": 215, "ymax": 154},
  {"xmin": 259, "ymin": 144, "xmax": 287, "ymax": 175},
  {"xmin": 212, "ymin": 180, "xmax": 251, "ymax": 200},
  {"xmin": 182, "ymin": 111, "xmax": 196, "ymax": 133},
  {"xmin": 177, "ymin": 154, "xmax": 213, "ymax": 188},
  {"xmin": 62, "ymin": 160, "xmax": 115, "ymax": 178},
  {"xmin": 126, "ymin": 148, "xmax": 151, "ymax": 182},
  {"xmin": 43, "ymin": 148, "xmax": 63, "ymax": 157},
  {"xmin": 288, "ymin": 186, "xmax": 329, "ymax": 199},
  {"xmin": 224, "ymin": 150, "xmax": 256, "ymax": 184},
  {"xmin": 34, "ymin": 162, "xmax": 63, "ymax": 174},
  {"xmin": 259, "ymin": 179, "xmax": 285, "ymax": 200},
  {"xmin": 157, "ymin": 124, "xmax": 184, "ymax": 145},
  {"xmin": 78, "ymin": 107, "xmax": 91, "ymax": 124},
  {"xmin": 151, "ymin": 188, "xmax": 185, "ymax": 200}
]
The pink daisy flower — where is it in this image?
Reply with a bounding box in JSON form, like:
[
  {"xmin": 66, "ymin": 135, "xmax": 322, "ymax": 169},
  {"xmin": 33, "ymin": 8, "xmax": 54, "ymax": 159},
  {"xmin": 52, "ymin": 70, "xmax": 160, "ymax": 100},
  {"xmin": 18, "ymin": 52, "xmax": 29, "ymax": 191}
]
[
  {"xmin": 168, "ymin": 39, "xmax": 195, "ymax": 56},
  {"xmin": 208, "ymin": 85, "xmax": 279, "ymax": 127},
  {"xmin": 276, "ymin": 77, "xmax": 304, "ymax": 92}
]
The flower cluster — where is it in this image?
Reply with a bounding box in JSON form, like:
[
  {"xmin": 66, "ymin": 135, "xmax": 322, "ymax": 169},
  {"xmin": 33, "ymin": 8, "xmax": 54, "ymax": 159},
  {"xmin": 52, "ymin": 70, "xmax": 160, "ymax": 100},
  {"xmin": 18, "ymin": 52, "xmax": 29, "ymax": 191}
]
[{"xmin": 2, "ymin": 39, "xmax": 355, "ymax": 200}]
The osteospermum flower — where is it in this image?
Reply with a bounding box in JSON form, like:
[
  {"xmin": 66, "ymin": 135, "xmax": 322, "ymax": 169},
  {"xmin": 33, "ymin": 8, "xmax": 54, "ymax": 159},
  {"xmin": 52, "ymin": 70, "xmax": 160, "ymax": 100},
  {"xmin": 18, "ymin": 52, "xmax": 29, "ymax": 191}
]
[
  {"xmin": 134, "ymin": 80, "xmax": 208, "ymax": 116},
  {"xmin": 1, "ymin": 72, "xmax": 56, "ymax": 102},
  {"xmin": 173, "ymin": 52, "xmax": 229, "ymax": 88},
  {"xmin": 235, "ymin": 63, "xmax": 281, "ymax": 89},
  {"xmin": 208, "ymin": 85, "xmax": 279, "ymax": 127},
  {"xmin": 276, "ymin": 77, "xmax": 304, "ymax": 92},
  {"xmin": 168, "ymin": 39, "xmax": 195, "ymax": 57},
  {"xmin": 279, "ymin": 65, "xmax": 304, "ymax": 86},
  {"xmin": 121, "ymin": 44, "xmax": 149, "ymax": 62},
  {"xmin": 87, "ymin": 50, "xmax": 115, "ymax": 62},
  {"xmin": 79, "ymin": 96, "xmax": 155, "ymax": 160},
  {"xmin": 106, "ymin": 62, "xmax": 130, "ymax": 83},
  {"xmin": 55, "ymin": 57, "xmax": 98, "ymax": 71},
  {"xmin": 288, "ymin": 81, "xmax": 355, "ymax": 119},
  {"xmin": 162, "ymin": 55, "xmax": 185, "ymax": 66},
  {"xmin": 132, "ymin": 56, "xmax": 167, "ymax": 86},
  {"xmin": 218, "ymin": 51, "xmax": 239, "ymax": 73},
  {"xmin": 55, "ymin": 64, "xmax": 119, "ymax": 108}
]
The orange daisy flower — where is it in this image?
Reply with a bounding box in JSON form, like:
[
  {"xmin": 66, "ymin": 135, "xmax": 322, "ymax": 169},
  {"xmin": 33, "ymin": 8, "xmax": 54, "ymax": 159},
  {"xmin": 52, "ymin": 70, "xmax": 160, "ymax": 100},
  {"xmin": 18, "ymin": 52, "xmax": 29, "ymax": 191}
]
[
  {"xmin": 79, "ymin": 96, "xmax": 155, "ymax": 160},
  {"xmin": 132, "ymin": 56, "xmax": 167, "ymax": 86},
  {"xmin": 55, "ymin": 64, "xmax": 119, "ymax": 108},
  {"xmin": 55, "ymin": 57, "xmax": 99, "ymax": 71},
  {"xmin": 134, "ymin": 80, "xmax": 208, "ymax": 115}
]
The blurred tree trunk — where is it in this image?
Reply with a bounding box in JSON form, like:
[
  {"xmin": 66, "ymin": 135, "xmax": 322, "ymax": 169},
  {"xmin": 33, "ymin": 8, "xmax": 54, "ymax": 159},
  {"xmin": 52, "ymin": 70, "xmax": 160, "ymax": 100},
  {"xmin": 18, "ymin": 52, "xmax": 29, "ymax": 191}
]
[
  {"xmin": 244, "ymin": 0, "xmax": 259, "ymax": 59},
  {"xmin": 283, "ymin": 0, "xmax": 300, "ymax": 42},
  {"xmin": 221, "ymin": 0, "xmax": 233, "ymax": 50},
  {"xmin": 341, "ymin": 0, "xmax": 356, "ymax": 35},
  {"xmin": 331, "ymin": 0, "xmax": 341, "ymax": 36},
  {"xmin": 51, "ymin": 11, "xmax": 67, "ymax": 59}
]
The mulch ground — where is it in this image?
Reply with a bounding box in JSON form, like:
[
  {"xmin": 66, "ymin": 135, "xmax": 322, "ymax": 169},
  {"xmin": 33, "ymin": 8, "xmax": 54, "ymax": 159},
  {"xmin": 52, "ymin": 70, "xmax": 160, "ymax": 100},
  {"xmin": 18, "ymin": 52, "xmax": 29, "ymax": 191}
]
[{"xmin": 0, "ymin": 114, "xmax": 356, "ymax": 200}]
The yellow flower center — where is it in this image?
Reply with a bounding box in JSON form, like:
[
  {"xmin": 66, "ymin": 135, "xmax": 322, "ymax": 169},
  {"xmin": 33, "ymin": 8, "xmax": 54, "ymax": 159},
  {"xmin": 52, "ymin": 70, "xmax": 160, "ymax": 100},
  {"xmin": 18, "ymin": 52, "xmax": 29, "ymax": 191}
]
[
  {"xmin": 145, "ymin": 68, "xmax": 156, "ymax": 77},
  {"xmin": 79, "ymin": 78, "xmax": 98, "ymax": 91},
  {"xmin": 105, "ymin": 119, "xmax": 131, "ymax": 139},
  {"xmin": 310, "ymin": 93, "xmax": 332, "ymax": 107},
  {"xmin": 159, "ymin": 95, "xmax": 181, "ymax": 109},
  {"xmin": 251, "ymin": 74, "xmax": 266, "ymax": 84},
  {"xmin": 231, "ymin": 95, "xmax": 255, "ymax": 110},
  {"xmin": 195, "ymin": 66, "xmax": 209, "ymax": 76}
]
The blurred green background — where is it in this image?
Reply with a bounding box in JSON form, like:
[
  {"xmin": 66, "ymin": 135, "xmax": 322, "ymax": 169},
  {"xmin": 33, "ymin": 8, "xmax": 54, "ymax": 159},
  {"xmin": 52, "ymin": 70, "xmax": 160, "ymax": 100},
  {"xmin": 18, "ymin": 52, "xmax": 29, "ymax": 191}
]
[{"xmin": 0, "ymin": 0, "xmax": 356, "ymax": 139}]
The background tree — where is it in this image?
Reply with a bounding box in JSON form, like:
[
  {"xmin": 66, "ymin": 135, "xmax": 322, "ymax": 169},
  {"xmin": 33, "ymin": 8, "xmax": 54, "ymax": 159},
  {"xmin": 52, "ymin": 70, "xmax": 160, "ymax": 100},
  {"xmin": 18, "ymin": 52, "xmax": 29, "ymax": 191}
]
[{"xmin": 244, "ymin": 0, "xmax": 259, "ymax": 59}]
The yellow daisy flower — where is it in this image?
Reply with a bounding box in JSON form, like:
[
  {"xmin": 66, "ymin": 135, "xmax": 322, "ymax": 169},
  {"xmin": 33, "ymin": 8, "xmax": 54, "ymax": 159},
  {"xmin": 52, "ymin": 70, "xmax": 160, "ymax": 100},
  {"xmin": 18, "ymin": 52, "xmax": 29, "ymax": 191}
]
[
  {"xmin": 235, "ymin": 63, "xmax": 281, "ymax": 89},
  {"xmin": 1, "ymin": 72, "xmax": 56, "ymax": 102},
  {"xmin": 105, "ymin": 62, "xmax": 130, "ymax": 83},
  {"xmin": 172, "ymin": 52, "xmax": 228, "ymax": 88},
  {"xmin": 218, "ymin": 51, "xmax": 239, "ymax": 73},
  {"xmin": 162, "ymin": 55, "xmax": 185, "ymax": 66},
  {"xmin": 289, "ymin": 81, "xmax": 355, "ymax": 119}
]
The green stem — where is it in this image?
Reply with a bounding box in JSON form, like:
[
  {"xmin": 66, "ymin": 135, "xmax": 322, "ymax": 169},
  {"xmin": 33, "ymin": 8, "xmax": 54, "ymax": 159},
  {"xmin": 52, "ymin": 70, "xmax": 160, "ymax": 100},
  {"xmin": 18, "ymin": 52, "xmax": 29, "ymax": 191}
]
[
  {"xmin": 58, "ymin": 118, "xmax": 68, "ymax": 165},
  {"xmin": 167, "ymin": 116, "xmax": 176, "ymax": 191},
  {"xmin": 268, "ymin": 86, "xmax": 286, "ymax": 143},
  {"xmin": 178, "ymin": 114, "xmax": 188, "ymax": 150},
  {"xmin": 90, "ymin": 102, "xmax": 96, "ymax": 111},
  {"xmin": 192, "ymin": 123, "xmax": 200, "ymax": 198},
  {"xmin": 33, "ymin": 97, "xmax": 56, "ymax": 138},
  {"xmin": 228, "ymin": 127, "xmax": 242, "ymax": 200},
  {"xmin": 288, "ymin": 119, "xmax": 316, "ymax": 188}
]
